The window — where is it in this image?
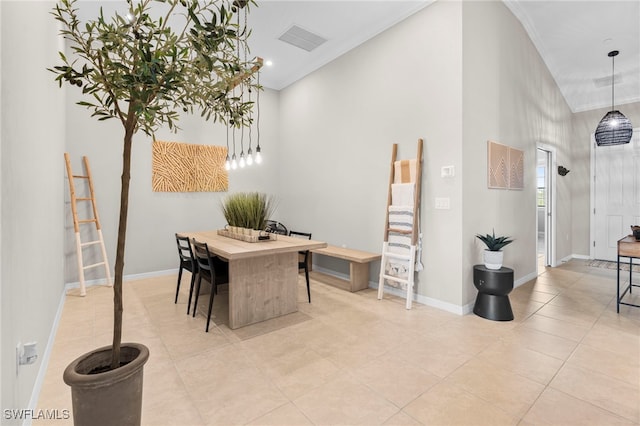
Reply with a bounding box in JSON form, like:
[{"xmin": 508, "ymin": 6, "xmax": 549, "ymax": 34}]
[{"xmin": 537, "ymin": 166, "xmax": 545, "ymax": 207}]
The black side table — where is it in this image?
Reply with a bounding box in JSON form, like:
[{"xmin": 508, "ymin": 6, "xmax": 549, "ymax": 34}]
[{"xmin": 473, "ymin": 265, "xmax": 514, "ymax": 321}]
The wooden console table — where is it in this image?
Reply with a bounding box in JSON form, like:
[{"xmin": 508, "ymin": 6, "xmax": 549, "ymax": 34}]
[
  {"xmin": 180, "ymin": 231, "xmax": 326, "ymax": 329},
  {"xmin": 616, "ymin": 236, "xmax": 640, "ymax": 312}
]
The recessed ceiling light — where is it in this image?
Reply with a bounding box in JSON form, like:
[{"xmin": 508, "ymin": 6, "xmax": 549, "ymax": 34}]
[{"xmin": 265, "ymin": 60, "xmax": 273, "ymax": 67}]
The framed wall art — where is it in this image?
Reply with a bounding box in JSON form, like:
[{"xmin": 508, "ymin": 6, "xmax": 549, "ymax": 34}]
[
  {"xmin": 152, "ymin": 140, "xmax": 228, "ymax": 192},
  {"xmin": 487, "ymin": 140, "xmax": 524, "ymax": 190},
  {"xmin": 508, "ymin": 147, "xmax": 524, "ymax": 190},
  {"xmin": 487, "ymin": 140, "xmax": 509, "ymax": 189}
]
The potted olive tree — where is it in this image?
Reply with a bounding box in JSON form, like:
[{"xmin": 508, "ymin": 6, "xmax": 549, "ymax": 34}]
[
  {"xmin": 50, "ymin": 0, "xmax": 260, "ymax": 424},
  {"xmin": 476, "ymin": 230, "xmax": 513, "ymax": 270}
]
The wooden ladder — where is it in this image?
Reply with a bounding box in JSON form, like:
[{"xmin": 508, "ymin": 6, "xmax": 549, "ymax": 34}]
[
  {"xmin": 377, "ymin": 139, "xmax": 423, "ymax": 309},
  {"xmin": 64, "ymin": 153, "xmax": 112, "ymax": 296}
]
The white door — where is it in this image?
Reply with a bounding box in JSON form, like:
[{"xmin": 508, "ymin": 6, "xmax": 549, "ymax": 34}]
[
  {"xmin": 593, "ymin": 130, "xmax": 640, "ymax": 260},
  {"xmin": 537, "ymin": 148, "xmax": 553, "ymax": 266}
]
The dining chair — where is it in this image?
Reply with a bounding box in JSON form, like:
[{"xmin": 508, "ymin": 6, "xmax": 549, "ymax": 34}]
[
  {"xmin": 289, "ymin": 230, "xmax": 312, "ymax": 303},
  {"xmin": 174, "ymin": 234, "xmax": 198, "ymax": 314},
  {"xmin": 191, "ymin": 239, "xmax": 229, "ymax": 332},
  {"xmin": 265, "ymin": 220, "xmax": 288, "ymax": 235}
]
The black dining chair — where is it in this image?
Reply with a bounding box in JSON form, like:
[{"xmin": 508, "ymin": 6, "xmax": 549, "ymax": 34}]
[
  {"xmin": 191, "ymin": 239, "xmax": 229, "ymax": 332},
  {"xmin": 289, "ymin": 230, "xmax": 312, "ymax": 303},
  {"xmin": 265, "ymin": 220, "xmax": 288, "ymax": 235},
  {"xmin": 174, "ymin": 234, "xmax": 198, "ymax": 314}
]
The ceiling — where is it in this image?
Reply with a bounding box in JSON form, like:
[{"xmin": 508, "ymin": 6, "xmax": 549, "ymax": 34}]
[
  {"xmin": 75, "ymin": 1, "xmax": 640, "ymax": 113},
  {"xmin": 245, "ymin": 1, "xmax": 432, "ymax": 90},
  {"xmin": 504, "ymin": 0, "xmax": 640, "ymax": 113},
  {"xmin": 248, "ymin": 0, "xmax": 640, "ymax": 113}
]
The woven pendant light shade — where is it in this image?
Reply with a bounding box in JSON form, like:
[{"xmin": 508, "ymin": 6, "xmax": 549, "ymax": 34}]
[
  {"xmin": 595, "ymin": 110, "xmax": 633, "ymax": 146},
  {"xmin": 595, "ymin": 50, "xmax": 633, "ymax": 146}
]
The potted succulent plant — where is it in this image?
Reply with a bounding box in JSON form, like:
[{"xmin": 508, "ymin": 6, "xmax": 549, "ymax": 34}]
[
  {"xmin": 476, "ymin": 230, "xmax": 513, "ymax": 270},
  {"xmin": 50, "ymin": 0, "xmax": 260, "ymax": 424}
]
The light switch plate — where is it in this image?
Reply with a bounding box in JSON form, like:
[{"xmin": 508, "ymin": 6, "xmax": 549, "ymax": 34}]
[
  {"xmin": 435, "ymin": 197, "xmax": 450, "ymax": 209},
  {"xmin": 441, "ymin": 166, "xmax": 455, "ymax": 178}
]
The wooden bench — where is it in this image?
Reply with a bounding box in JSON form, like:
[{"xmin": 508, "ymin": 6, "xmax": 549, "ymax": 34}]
[{"xmin": 310, "ymin": 245, "xmax": 381, "ymax": 292}]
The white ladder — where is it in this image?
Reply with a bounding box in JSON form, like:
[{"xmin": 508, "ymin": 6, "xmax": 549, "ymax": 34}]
[
  {"xmin": 377, "ymin": 139, "xmax": 423, "ymax": 309},
  {"xmin": 64, "ymin": 153, "xmax": 112, "ymax": 296}
]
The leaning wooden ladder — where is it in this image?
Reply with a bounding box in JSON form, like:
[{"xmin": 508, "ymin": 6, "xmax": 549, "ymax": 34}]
[
  {"xmin": 377, "ymin": 139, "xmax": 423, "ymax": 309},
  {"xmin": 64, "ymin": 153, "xmax": 112, "ymax": 296}
]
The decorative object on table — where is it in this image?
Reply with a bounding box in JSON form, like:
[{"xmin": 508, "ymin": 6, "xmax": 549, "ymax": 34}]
[
  {"xmin": 473, "ymin": 265, "xmax": 514, "ymax": 321},
  {"xmin": 220, "ymin": 192, "xmax": 277, "ymax": 242},
  {"xmin": 476, "ymin": 230, "xmax": 513, "ymax": 270},
  {"xmin": 631, "ymin": 225, "xmax": 640, "ymax": 241},
  {"xmin": 558, "ymin": 166, "xmax": 570, "ymax": 176},
  {"xmin": 50, "ymin": 0, "xmax": 261, "ymax": 424},
  {"xmin": 152, "ymin": 141, "xmax": 228, "ymax": 192},
  {"xmin": 594, "ymin": 50, "xmax": 633, "ymax": 146},
  {"xmin": 487, "ymin": 141, "xmax": 524, "ymax": 190},
  {"xmin": 217, "ymin": 228, "xmax": 276, "ymax": 243}
]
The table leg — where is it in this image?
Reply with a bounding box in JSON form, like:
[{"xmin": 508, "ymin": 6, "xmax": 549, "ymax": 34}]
[
  {"xmin": 630, "ymin": 258, "xmax": 633, "ymax": 294},
  {"xmin": 617, "ymin": 255, "xmax": 621, "ymax": 313},
  {"xmin": 228, "ymin": 252, "xmax": 298, "ymax": 329}
]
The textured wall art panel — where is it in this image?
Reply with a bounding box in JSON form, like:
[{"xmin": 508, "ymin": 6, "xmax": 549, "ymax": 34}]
[
  {"xmin": 508, "ymin": 147, "xmax": 524, "ymax": 190},
  {"xmin": 488, "ymin": 140, "xmax": 509, "ymax": 189},
  {"xmin": 152, "ymin": 141, "xmax": 228, "ymax": 192}
]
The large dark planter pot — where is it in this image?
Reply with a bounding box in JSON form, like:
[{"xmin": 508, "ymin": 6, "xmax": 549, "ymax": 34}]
[{"xmin": 63, "ymin": 343, "xmax": 149, "ymax": 426}]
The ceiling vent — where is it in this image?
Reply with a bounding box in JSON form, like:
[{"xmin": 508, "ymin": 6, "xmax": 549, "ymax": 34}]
[
  {"xmin": 593, "ymin": 73, "xmax": 622, "ymax": 88},
  {"xmin": 278, "ymin": 25, "xmax": 327, "ymax": 52}
]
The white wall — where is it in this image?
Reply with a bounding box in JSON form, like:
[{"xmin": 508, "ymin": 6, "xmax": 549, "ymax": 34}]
[
  {"xmin": 0, "ymin": 0, "xmax": 616, "ymax": 412},
  {"xmin": 63, "ymin": 86, "xmax": 281, "ymax": 283},
  {"xmin": 0, "ymin": 0, "xmax": 4, "ymax": 411},
  {"xmin": 277, "ymin": 0, "xmax": 575, "ymax": 310},
  {"xmin": 571, "ymin": 101, "xmax": 640, "ymax": 256},
  {"xmin": 277, "ymin": 1, "xmax": 465, "ymax": 308},
  {"xmin": 461, "ymin": 1, "xmax": 573, "ymax": 305},
  {"xmin": 1, "ymin": 0, "xmax": 66, "ymax": 419}
]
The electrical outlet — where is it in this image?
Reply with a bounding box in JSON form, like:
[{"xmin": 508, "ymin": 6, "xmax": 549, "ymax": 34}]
[{"xmin": 16, "ymin": 341, "xmax": 38, "ymax": 374}]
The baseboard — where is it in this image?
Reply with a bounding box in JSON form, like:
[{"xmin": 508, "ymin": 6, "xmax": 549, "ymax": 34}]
[
  {"xmin": 569, "ymin": 254, "xmax": 591, "ymax": 260},
  {"xmin": 27, "ymin": 268, "xmax": 178, "ymax": 426},
  {"xmin": 515, "ymin": 271, "xmax": 538, "ymax": 288},
  {"xmin": 312, "ymin": 264, "xmax": 466, "ymax": 316},
  {"xmin": 25, "ymin": 286, "xmax": 67, "ymax": 426},
  {"xmin": 64, "ymin": 268, "xmax": 178, "ymax": 290}
]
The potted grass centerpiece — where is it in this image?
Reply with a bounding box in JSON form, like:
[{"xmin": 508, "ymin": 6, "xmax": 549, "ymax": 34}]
[{"xmin": 221, "ymin": 192, "xmax": 276, "ymax": 240}]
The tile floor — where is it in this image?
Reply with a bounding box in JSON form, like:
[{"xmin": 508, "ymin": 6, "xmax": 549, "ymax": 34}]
[{"xmin": 35, "ymin": 260, "xmax": 640, "ymax": 425}]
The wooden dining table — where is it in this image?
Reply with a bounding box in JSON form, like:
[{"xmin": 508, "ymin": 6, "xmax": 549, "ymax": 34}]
[{"xmin": 178, "ymin": 230, "xmax": 327, "ymax": 329}]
